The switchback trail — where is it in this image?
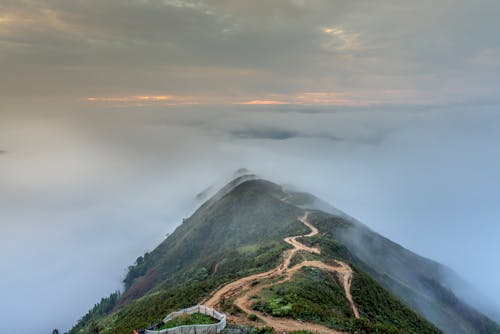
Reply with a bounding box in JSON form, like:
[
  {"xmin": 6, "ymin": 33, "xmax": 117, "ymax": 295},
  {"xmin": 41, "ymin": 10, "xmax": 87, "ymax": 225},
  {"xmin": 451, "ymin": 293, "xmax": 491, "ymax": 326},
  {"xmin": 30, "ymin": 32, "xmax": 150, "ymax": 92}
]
[{"xmin": 203, "ymin": 212, "xmax": 359, "ymax": 333}]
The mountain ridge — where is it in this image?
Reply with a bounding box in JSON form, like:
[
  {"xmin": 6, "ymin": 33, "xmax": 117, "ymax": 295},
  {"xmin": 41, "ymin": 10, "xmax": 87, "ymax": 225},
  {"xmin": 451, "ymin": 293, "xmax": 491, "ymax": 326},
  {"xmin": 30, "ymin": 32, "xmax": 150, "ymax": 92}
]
[
  {"xmin": 281, "ymin": 188, "xmax": 500, "ymax": 333},
  {"xmin": 69, "ymin": 176, "xmax": 500, "ymax": 334}
]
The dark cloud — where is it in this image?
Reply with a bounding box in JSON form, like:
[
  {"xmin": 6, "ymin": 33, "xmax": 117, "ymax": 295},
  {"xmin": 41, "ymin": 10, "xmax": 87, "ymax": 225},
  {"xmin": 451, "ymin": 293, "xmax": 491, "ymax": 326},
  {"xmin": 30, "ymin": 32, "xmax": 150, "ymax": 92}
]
[
  {"xmin": 230, "ymin": 127, "xmax": 344, "ymax": 141},
  {"xmin": 230, "ymin": 128, "xmax": 301, "ymax": 140}
]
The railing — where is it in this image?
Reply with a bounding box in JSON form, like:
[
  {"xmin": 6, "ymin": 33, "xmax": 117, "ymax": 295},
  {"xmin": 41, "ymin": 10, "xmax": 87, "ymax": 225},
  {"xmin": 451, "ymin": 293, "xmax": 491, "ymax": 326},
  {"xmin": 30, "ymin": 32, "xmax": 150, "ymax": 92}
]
[{"xmin": 144, "ymin": 305, "xmax": 226, "ymax": 334}]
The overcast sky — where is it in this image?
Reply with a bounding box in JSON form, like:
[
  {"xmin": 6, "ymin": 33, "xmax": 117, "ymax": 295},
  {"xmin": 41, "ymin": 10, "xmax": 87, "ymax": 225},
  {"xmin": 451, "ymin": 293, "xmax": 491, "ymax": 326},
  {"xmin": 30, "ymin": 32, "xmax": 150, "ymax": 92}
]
[
  {"xmin": 2, "ymin": 0, "xmax": 500, "ymax": 105},
  {"xmin": 1, "ymin": 1, "xmax": 500, "ymax": 333}
]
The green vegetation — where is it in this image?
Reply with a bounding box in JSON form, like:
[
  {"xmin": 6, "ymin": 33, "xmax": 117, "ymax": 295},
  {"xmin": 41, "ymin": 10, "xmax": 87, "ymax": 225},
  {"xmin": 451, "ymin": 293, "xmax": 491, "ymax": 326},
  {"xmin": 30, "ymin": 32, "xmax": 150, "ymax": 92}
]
[
  {"xmin": 71, "ymin": 242, "xmax": 292, "ymax": 334},
  {"xmin": 249, "ymin": 327, "xmax": 275, "ymax": 334},
  {"xmin": 69, "ymin": 291, "xmax": 121, "ymax": 334},
  {"xmin": 305, "ymin": 211, "xmax": 500, "ymax": 334},
  {"xmin": 247, "ymin": 313, "xmax": 258, "ymax": 322},
  {"xmin": 121, "ymin": 179, "xmax": 306, "ymax": 297},
  {"xmin": 350, "ymin": 269, "xmax": 441, "ymax": 333},
  {"xmin": 70, "ymin": 180, "xmax": 307, "ymax": 334},
  {"xmin": 253, "ymin": 267, "xmax": 352, "ymax": 323},
  {"xmin": 252, "ymin": 265, "xmax": 439, "ymax": 333},
  {"xmin": 157, "ymin": 313, "xmax": 217, "ymax": 329},
  {"xmin": 69, "ymin": 178, "xmax": 500, "ymax": 334}
]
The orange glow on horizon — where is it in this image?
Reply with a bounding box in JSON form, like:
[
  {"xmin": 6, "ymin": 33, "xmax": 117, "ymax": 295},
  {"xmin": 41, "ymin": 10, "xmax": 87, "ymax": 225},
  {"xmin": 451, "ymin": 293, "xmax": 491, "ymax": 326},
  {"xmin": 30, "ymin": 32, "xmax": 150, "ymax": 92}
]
[
  {"xmin": 85, "ymin": 95, "xmax": 200, "ymax": 106},
  {"xmin": 86, "ymin": 95, "xmax": 175, "ymax": 102},
  {"xmin": 237, "ymin": 100, "xmax": 291, "ymax": 105},
  {"xmin": 85, "ymin": 89, "xmax": 430, "ymax": 107}
]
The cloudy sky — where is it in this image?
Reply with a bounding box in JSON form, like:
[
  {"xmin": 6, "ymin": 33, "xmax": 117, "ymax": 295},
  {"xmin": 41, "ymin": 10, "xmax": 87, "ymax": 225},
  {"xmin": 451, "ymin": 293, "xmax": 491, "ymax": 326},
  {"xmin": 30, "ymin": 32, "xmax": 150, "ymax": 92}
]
[
  {"xmin": 2, "ymin": 0, "xmax": 500, "ymax": 105},
  {"xmin": 1, "ymin": 1, "xmax": 500, "ymax": 333}
]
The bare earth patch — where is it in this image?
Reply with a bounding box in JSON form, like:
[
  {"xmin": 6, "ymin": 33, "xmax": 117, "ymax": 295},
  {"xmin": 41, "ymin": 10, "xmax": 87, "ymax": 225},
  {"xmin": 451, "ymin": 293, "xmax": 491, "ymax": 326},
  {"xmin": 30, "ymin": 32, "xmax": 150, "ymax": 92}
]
[{"xmin": 203, "ymin": 212, "xmax": 359, "ymax": 333}]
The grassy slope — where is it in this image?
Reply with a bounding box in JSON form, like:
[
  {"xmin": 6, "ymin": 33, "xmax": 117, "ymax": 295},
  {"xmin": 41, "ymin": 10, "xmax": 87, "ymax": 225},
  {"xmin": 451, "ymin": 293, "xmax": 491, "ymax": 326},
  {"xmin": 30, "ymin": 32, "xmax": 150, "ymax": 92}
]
[
  {"xmin": 157, "ymin": 313, "xmax": 217, "ymax": 329},
  {"xmin": 70, "ymin": 178, "xmax": 496, "ymax": 334},
  {"xmin": 116, "ymin": 179, "xmax": 307, "ymax": 305},
  {"xmin": 304, "ymin": 210, "xmax": 500, "ymax": 334},
  {"xmin": 251, "ymin": 267, "xmax": 353, "ymax": 328},
  {"xmin": 252, "ymin": 266, "xmax": 439, "ymax": 334},
  {"xmin": 70, "ymin": 179, "xmax": 306, "ymax": 333}
]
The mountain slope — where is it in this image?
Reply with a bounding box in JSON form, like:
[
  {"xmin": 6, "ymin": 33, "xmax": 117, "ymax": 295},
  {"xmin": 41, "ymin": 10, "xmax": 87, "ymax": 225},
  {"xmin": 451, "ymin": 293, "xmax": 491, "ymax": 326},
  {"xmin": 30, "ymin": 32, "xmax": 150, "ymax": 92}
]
[
  {"xmin": 69, "ymin": 177, "xmax": 500, "ymax": 334},
  {"xmin": 284, "ymin": 191, "xmax": 500, "ymax": 334},
  {"xmin": 118, "ymin": 178, "xmax": 306, "ymax": 305}
]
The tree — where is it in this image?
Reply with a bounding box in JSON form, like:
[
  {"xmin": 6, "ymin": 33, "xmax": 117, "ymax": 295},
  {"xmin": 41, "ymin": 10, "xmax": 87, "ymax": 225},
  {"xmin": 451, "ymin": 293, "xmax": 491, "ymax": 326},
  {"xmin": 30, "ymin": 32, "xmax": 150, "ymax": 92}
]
[{"xmin": 90, "ymin": 321, "xmax": 101, "ymax": 334}]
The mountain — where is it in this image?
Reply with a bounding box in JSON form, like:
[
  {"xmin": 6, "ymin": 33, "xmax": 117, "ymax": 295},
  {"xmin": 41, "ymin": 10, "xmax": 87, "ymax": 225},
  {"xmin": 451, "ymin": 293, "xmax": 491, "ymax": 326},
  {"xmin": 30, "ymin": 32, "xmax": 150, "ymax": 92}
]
[{"xmin": 69, "ymin": 176, "xmax": 500, "ymax": 334}]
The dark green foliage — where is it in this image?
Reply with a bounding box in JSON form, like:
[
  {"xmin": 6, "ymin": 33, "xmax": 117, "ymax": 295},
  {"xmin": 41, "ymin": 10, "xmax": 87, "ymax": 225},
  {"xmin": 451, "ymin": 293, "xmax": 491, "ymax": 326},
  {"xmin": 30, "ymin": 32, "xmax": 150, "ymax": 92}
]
[
  {"xmin": 69, "ymin": 291, "xmax": 121, "ymax": 334},
  {"xmin": 306, "ymin": 210, "xmax": 500, "ymax": 334},
  {"xmin": 90, "ymin": 322, "xmax": 101, "ymax": 334},
  {"xmin": 416, "ymin": 275, "xmax": 500, "ymax": 334},
  {"xmin": 220, "ymin": 324, "xmax": 254, "ymax": 334},
  {"xmin": 251, "ymin": 266, "xmax": 438, "ymax": 333},
  {"xmin": 343, "ymin": 318, "xmax": 400, "ymax": 334},
  {"xmin": 124, "ymin": 252, "xmax": 152, "ymax": 289},
  {"xmin": 73, "ymin": 238, "xmax": 297, "ymax": 334},
  {"xmin": 247, "ymin": 314, "xmax": 258, "ymax": 321},
  {"xmin": 298, "ymin": 234, "xmax": 355, "ymax": 263},
  {"xmin": 250, "ymin": 327, "xmax": 275, "ymax": 334},
  {"xmin": 350, "ymin": 269, "xmax": 440, "ymax": 334},
  {"xmin": 221, "ymin": 325, "xmax": 312, "ymax": 334},
  {"xmin": 306, "ymin": 211, "xmax": 354, "ymax": 234},
  {"xmin": 69, "ymin": 178, "xmax": 499, "ymax": 334},
  {"xmin": 253, "ymin": 267, "xmax": 353, "ymax": 330},
  {"xmin": 100, "ymin": 281, "xmax": 216, "ymax": 334},
  {"xmin": 220, "ymin": 325, "xmax": 306, "ymax": 334},
  {"xmin": 118, "ymin": 179, "xmax": 306, "ymax": 307},
  {"xmin": 157, "ymin": 313, "xmax": 217, "ymax": 329}
]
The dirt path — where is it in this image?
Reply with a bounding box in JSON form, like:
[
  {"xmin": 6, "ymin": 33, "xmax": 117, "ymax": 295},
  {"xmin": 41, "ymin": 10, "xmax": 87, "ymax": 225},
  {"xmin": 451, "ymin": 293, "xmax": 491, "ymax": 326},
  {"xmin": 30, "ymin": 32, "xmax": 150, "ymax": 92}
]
[{"xmin": 203, "ymin": 212, "xmax": 359, "ymax": 333}]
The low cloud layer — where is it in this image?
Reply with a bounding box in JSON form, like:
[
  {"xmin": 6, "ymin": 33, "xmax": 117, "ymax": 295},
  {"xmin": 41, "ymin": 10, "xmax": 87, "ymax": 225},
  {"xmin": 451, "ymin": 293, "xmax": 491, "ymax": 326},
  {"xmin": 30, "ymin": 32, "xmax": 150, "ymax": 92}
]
[
  {"xmin": 231, "ymin": 128, "xmax": 301, "ymax": 140},
  {"xmin": 2, "ymin": 1, "xmax": 500, "ymax": 332},
  {"xmin": 230, "ymin": 127, "xmax": 342, "ymax": 141},
  {"xmin": 1, "ymin": 104, "xmax": 500, "ymax": 332}
]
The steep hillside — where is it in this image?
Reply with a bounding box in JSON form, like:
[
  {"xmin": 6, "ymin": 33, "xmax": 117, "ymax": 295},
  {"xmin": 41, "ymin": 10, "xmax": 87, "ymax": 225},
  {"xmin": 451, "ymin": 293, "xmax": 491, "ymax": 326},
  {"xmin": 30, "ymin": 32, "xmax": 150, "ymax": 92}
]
[
  {"xmin": 118, "ymin": 178, "xmax": 306, "ymax": 304},
  {"xmin": 285, "ymin": 191, "xmax": 500, "ymax": 334},
  {"xmin": 69, "ymin": 177, "xmax": 500, "ymax": 334}
]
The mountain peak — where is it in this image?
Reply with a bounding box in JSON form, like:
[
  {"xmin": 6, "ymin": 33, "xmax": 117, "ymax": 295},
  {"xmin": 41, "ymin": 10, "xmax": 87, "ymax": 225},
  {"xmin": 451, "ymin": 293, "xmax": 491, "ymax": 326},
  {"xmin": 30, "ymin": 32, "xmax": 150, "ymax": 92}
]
[{"xmin": 69, "ymin": 177, "xmax": 500, "ymax": 334}]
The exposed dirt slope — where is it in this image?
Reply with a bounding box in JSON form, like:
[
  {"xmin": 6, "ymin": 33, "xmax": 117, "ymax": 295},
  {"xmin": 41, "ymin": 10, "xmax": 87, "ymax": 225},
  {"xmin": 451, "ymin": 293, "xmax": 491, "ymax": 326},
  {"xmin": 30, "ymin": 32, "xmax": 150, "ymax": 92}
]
[{"xmin": 203, "ymin": 212, "xmax": 359, "ymax": 333}]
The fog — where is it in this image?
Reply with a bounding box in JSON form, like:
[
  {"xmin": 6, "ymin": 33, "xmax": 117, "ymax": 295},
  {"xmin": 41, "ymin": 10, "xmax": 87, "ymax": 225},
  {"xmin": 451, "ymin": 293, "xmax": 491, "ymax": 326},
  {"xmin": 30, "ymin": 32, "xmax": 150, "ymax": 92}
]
[
  {"xmin": 2, "ymin": 0, "xmax": 500, "ymax": 332},
  {"xmin": 1, "ymin": 103, "xmax": 499, "ymax": 332}
]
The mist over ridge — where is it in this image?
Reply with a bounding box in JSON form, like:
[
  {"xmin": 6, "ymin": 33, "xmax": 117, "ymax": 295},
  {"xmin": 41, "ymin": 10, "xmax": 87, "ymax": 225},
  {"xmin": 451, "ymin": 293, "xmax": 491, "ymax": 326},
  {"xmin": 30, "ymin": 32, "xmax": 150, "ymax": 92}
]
[
  {"xmin": 2, "ymin": 0, "xmax": 500, "ymax": 332},
  {"xmin": 1, "ymin": 104, "xmax": 500, "ymax": 333}
]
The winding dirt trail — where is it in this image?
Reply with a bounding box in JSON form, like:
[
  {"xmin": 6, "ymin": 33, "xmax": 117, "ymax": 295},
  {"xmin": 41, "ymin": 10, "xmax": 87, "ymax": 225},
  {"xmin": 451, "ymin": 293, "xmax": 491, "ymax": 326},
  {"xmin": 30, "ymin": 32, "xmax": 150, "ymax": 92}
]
[{"xmin": 203, "ymin": 212, "xmax": 359, "ymax": 333}]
